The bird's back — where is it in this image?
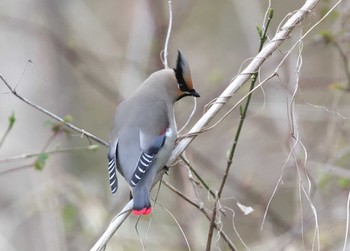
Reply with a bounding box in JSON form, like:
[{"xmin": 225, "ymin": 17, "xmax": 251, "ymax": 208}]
[{"xmin": 111, "ymin": 85, "xmax": 174, "ymax": 183}]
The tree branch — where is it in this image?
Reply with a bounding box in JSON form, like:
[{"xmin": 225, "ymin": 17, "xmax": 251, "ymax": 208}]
[
  {"xmin": 206, "ymin": 8, "xmax": 273, "ymax": 251},
  {"xmin": 0, "ymin": 145, "xmax": 98, "ymax": 163},
  {"xmin": 0, "ymin": 75, "xmax": 108, "ymax": 147},
  {"xmin": 162, "ymin": 180, "xmax": 236, "ymax": 250},
  {"xmin": 90, "ymin": 200, "xmax": 133, "ymax": 251},
  {"xmin": 162, "ymin": 0, "xmax": 173, "ymax": 69}
]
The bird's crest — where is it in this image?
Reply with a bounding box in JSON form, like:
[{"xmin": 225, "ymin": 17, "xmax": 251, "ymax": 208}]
[{"xmin": 174, "ymin": 50, "xmax": 200, "ymax": 100}]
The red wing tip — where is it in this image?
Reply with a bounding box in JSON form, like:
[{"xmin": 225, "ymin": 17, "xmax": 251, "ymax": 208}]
[{"xmin": 132, "ymin": 207, "xmax": 152, "ymax": 216}]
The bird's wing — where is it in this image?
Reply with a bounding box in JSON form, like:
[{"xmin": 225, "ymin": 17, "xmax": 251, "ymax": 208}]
[
  {"xmin": 110, "ymin": 98, "xmax": 170, "ymax": 189},
  {"xmin": 129, "ymin": 131, "xmax": 167, "ymax": 187},
  {"xmin": 107, "ymin": 139, "xmax": 119, "ymax": 194}
]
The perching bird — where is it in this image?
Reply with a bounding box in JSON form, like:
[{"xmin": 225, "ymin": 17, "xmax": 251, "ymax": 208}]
[{"xmin": 107, "ymin": 51, "xmax": 200, "ymax": 215}]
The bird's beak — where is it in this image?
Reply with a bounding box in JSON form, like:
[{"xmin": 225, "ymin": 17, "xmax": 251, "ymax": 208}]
[{"xmin": 189, "ymin": 89, "xmax": 200, "ymax": 98}]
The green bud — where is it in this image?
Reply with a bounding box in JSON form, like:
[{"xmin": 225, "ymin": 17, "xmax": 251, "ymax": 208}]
[
  {"xmin": 256, "ymin": 24, "xmax": 263, "ymax": 38},
  {"xmin": 8, "ymin": 112, "xmax": 16, "ymax": 129},
  {"xmin": 34, "ymin": 153, "xmax": 49, "ymax": 171},
  {"xmin": 268, "ymin": 8, "xmax": 274, "ymax": 19},
  {"xmin": 63, "ymin": 114, "xmax": 73, "ymax": 123}
]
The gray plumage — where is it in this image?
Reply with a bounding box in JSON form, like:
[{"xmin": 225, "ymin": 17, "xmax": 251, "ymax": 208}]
[{"xmin": 107, "ymin": 51, "xmax": 199, "ymax": 215}]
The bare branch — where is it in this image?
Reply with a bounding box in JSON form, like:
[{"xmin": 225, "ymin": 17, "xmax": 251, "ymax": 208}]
[
  {"xmin": 90, "ymin": 200, "xmax": 133, "ymax": 251},
  {"xmin": 162, "ymin": 180, "xmax": 236, "ymax": 250},
  {"xmin": 343, "ymin": 190, "xmax": 350, "ymax": 251},
  {"xmin": 0, "ymin": 112, "xmax": 16, "ymax": 148},
  {"xmin": 162, "ymin": 0, "xmax": 173, "ymax": 68},
  {"xmin": 0, "ymin": 75, "xmax": 108, "ymax": 147},
  {"xmin": 0, "ymin": 145, "xmax": 98, "ymax": 163}
]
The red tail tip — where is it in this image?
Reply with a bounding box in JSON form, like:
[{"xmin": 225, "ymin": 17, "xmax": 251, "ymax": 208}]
[{"xmin": 132, "ymin": 207, "xmax": 152, "ymax": 216}]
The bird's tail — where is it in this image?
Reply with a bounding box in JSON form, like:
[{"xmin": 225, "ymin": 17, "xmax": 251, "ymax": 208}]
[{"xmin": 132, "ymin": 185, "xmax": 152, "ymax": 215}]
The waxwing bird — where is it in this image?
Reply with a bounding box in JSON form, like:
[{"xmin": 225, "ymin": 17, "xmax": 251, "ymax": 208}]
[{"xmin": 107, "ymin": 50, "xmax": 200, "ymax": 215}]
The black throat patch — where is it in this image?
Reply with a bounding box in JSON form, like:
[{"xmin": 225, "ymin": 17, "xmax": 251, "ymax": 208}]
[{"xmin": 174, "ymin": 68, "xmax": 189, "ymax": 92}]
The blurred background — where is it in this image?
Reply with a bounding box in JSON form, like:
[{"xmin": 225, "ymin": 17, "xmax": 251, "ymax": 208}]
[{"xmin": 1, "ymin": 0, "xmax": 350, "ymax": 250}]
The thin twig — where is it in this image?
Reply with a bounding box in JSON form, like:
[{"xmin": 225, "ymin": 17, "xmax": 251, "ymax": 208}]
[
  {"xmin": 162, "ymin": 0, "xmax": 173, "ymax": 68},
  {"xmin": 155, "ymin": 201, "xmax": 192, "ymax": 251},
  {"xmin": 0, "ymin": 112, "xmax": 16, "ymax": 148},
  {"xmin": 0, "ymin": 145, "xmax": 98, "ymax": 163},
  {"xmin": 162, "ymin": 179, "xmax": 201, "ymax": 209},
  {"xmin": 343, "ymin": 190, "xmax": 350, "ymax": 251},
  {"xmin": 0, "ymin": 75, "xmax": 108, "ymax": 147},
  {"xmin": 205, "ymin": 8, "xmax": 273, "ymax": 251},
  {"xmin": 0, "ymin": 127, "xmax": 11, "ymax": 148},
  {"xmin": 180, "ymin": 154, "xmax": 216, "ymax": 199},
  {"xmin": 0, "ymin": 129, "xmax": 97, "ymax": 176},
  {"xmin": 332, "ymin": 40, "xmax": 350, "ymax": 88},
  {"xmin": 90, "ymin": 200, "xmax": 133, "ymax": 251},
  {"xmin": 15, "ymin": 59, "xmax": 33, "ymax": 90},
  {"xmin": 0, "ymin": 164, "xmax": 33, "ymax": 176},
  {"xmin": 162, "ymin": 180, "xmax": 236, "ymax": 250},
  {"xmin": 41, "ymin": 130, "xmax": 60, "ymax": 153}
]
